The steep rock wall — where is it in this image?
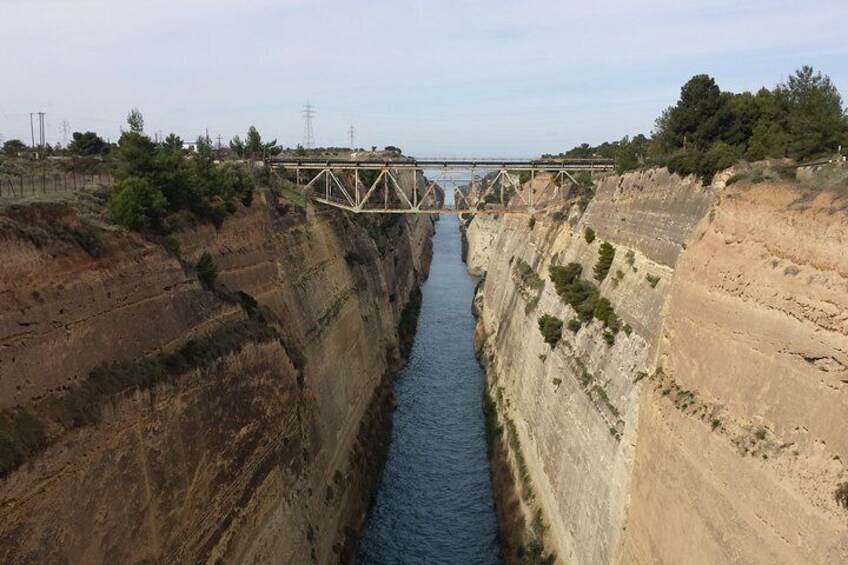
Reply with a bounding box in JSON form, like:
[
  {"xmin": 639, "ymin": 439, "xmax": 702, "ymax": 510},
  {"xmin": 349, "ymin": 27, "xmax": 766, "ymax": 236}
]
[
  {"xmin": 0, "ymin": 190, "xmax": 434, "ymax": 564},
  {"xmin": 468, "ymin": 170, "xmax": 848, "ymax": 564}
]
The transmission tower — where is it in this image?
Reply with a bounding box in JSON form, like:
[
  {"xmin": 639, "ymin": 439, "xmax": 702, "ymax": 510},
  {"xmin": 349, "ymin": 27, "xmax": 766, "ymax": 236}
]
[
  {"xmin": 349, "ymin": 125, "xmax": 355, "ymax": 150},
  {"xmin": 60, "ymin": 120, "xmax": 70, "ymax": 146},
  {"xmin": 302, "ymin": 103, "xmax": 316, "ymax": 149}
]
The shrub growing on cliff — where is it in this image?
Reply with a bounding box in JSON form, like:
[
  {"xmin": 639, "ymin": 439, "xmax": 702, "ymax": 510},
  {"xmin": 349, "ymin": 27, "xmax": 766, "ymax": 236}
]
[
  {"xmin": 537, "ymin": 315, "xmax": 563, "ymax": 347},
  {"xmin": 835, "ymin": 482, "xmax": 848, "ymax": 510},
  {"xmin": 584, "ymin": 227, "xmax": 596, "ymax": 244},
  {"xmin": 593, "ymin": 242, "xmax": 616, "ymax": 282},
  {"xmin": 549, "ymin": 263, "xmax": 600, "ymax": 321},
  {"xmin": 593, "ymin": 297, "xmax": 621, "ymax": 334},
  {"xmin": 0, "ymin": 411, "xmax": 47, "ymax": 476},
  {"xmin": 196, "ymin": 252, "xmax": 218, "ymax": 289}
]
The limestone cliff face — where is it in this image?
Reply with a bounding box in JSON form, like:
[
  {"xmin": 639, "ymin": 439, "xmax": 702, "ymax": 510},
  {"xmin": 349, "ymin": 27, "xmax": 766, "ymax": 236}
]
[
  {"xmin": 467, "ymin": 169, "xmax": 848, "ymax": 564},
  {"xmin": 0, "ymin": 191, "xmax": 433, "ymax": 564}
]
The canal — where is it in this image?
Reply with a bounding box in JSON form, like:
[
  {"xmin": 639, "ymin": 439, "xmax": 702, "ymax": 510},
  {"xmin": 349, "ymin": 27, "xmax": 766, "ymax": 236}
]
[{"xmin": 358, "ymin": 215, "xmax": 502, "ymax": 564}]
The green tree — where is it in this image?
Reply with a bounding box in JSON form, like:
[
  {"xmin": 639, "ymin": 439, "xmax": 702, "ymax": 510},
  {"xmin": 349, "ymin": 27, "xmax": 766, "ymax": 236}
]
[
  {"xmin": 113, "ymin": 110, "xmax": 157, "ymax": 180},
  {"xmin": 67, "ymin": 131, "xmax": 108, "ymax": 156},
  {"xmin": 747, "ymin": 122, "xmax": 789, "ymax": 160},
  {"xmin": 233, "ymin": 126, "xmax": 282, "ymax": 160},
  {"xmin": 665, "ymin": 74, "xmax": 731, "ymax": 151},
  {"xmin": 110, "ymin": 177, "xmax": 168, "ymax": 230},
  {"xmin": 127, "ymin": 108, "xmax": 144, "ymax": 133},
  {"xmin": 777, "ymin": 66, "xmax": 848, "ymax": 160},
  {"xmin": 2, "ymin": 139, "xmax": 27, "ymax": 156}
]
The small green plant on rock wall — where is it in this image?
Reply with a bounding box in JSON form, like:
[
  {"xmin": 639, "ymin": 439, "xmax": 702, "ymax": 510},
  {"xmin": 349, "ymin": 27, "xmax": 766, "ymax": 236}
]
[
  {"xmin": 584, "ymin": 227, "xmax": 596, "ymax": 243},
  {"xmin": 567, "ymin": 319, "xmax": 582, "ymax": 333},
  {"xmin": 537, "ymin": 315, "xmax": 563, "ymax": 347},
  {"xmin": 646, "ymin": 273, "xmax": 660, "ymax": 288}
]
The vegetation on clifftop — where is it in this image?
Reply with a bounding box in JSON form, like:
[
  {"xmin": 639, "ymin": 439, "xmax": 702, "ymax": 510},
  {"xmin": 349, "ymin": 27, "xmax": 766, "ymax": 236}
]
[
  {"xmin": 551, "ymin": 66, "xmax": 848, "ymax": 182},
  {"xmin": 109, "ymin": 109, "xmax": 261, "ymax": 233}
]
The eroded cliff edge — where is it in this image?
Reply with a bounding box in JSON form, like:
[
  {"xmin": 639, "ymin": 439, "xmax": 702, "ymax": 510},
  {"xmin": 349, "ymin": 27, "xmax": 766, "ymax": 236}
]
[
  {"xmin": 0, "ymin": 190, "xmax": 434, "ymax": 563},
  {"xmin": 467, "ymin": 168, "xmax": 848, "ymax": 564}
]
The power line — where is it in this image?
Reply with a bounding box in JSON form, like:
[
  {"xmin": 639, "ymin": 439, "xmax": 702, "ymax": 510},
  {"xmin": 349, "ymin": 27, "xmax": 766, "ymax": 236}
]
[{"xmin": 302, "ymin": 102, "xmax": 316, "ymax": 148}]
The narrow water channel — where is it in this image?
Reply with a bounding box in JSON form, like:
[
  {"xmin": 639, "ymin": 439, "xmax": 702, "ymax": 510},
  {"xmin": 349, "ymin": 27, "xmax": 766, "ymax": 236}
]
[{"xmin": 358, "ymin": 215, "xmax": 502, "ymax": 564}]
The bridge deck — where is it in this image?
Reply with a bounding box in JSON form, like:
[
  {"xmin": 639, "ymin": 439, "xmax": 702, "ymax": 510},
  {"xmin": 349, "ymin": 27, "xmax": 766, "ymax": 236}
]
[{"xmin": 272, "ymin": 157, "xmax": 615, "ymax": 171}]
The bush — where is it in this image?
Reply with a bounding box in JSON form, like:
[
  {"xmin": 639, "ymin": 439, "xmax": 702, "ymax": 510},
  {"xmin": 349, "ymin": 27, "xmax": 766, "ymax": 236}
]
[
  {"xmin": 836, "ymin": 482, "xmax": 848, "ymax": 509},
  {"xmin": 602, "ymin": 330, "xmax": 615, "ymax": 346},
  {"xmin": 537, "ymin": 315, "xmax": 563, "ymax": 347},
  {"xmin": 549, "ymin": 263, "xmax": 600, "ymax": 321},
  {"xmin": 593, "ymin": 242, "xmax": 616, "ymax": 281},
  {"xmin": 196, "ymin": 252, "xmax": 218, "ymax": 289},
  {"xmin": 0, "ymin": 411, "xmax": 47, "ymax": 476},
  {"xmin": 161, "ymin": 235, "xmax": 180, "ymax": 255},
  {"xmin": 528, "ymin": 216, "xmax": 536, "ymax": 229},
  {"xmin": 567, "ymin": 319, "xmax": 582, "ymax": 333},
  {"xmin": 47, "ymin": 222, "xmax": 104, "ymax": 258},
  {"xmin": 344, "ymin": 251, "xmax": 367, "ymax": 266},
  {"xmin": 593, "ymin": 297, "xmax": 621, "ymax": 334},
  {"xmin": 698, "ymin": 140, "xmax": 740, "ymax": 184},
  {"xmin": 584, "ymin": 227, "xmax": 596, "ymax": 244},
  {"xmin": 110, "ymin": 177, "xmax": 168, "ymax": 230},
  {"xmin": 515, "ymin": 259, "xmax": 544, "ymax": 290},
  {"xmin": 646, "ymin": 274, "xmax": 660, "ymax": 288}
]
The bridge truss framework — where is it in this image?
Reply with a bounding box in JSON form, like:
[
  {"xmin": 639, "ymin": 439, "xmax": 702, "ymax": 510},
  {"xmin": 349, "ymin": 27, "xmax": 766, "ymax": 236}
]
[{"xmin": 271, "ymin": 158, "xmax": 615, "ymax": 214}]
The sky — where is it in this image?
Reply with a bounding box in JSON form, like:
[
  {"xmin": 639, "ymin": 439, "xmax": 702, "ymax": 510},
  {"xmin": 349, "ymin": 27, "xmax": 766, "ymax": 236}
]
[{"xmin": 1, "ymin": 0, "xmax": 847, "ymax": 157}]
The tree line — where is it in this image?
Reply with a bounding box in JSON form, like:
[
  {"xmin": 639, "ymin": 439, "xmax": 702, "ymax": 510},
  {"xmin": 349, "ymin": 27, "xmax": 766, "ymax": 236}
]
[
  {"xmin": 108, "ymin": 109, "xmax": 276, "ymax": 233},
  {"xmin": 555, "ymin": 66, "xmax": 848, "ymax": 182}
]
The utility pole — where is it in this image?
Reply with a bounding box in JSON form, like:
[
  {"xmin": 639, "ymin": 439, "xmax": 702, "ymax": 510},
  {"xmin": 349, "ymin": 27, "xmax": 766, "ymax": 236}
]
[
  {"xmin": 216, "ymin": 134, "xmax": 223, "ymax": 150},
  {"xmin": 349, "ymin": 125, "xmax": 355, "ymax": 150},
  {"xmin": 302, "ymin": 102, "xmax": 316, "ymax": 149},
  {"xmin": 38, "ymin": 112, "xmax": 45, "ymax": 147},
  {"xmin": 30, "ymin": 113, "xmax": 35, "ymax": 148}
]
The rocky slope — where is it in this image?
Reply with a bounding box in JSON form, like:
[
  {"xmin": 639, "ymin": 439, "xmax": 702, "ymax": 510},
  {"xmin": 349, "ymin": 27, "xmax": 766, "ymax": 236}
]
[
  {"xmin": 466, "ymin": 168, "xmax": 848, "ymax": 564},
  {"xmin": 0, "ymin": 187, "xmax": 433, "ymax": 563}
]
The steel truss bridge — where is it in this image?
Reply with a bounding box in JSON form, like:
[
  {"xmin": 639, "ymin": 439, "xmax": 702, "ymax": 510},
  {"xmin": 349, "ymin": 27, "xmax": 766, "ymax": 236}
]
[{"xmin": 271, "ymin": 158, "xmax": 615, "ymax": 214}]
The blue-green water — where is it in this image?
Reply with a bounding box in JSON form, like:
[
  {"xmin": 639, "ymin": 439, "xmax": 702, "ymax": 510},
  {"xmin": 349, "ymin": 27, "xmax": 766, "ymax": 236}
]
[{"xmin": 358, "ymin": 215, "xmax": 501, "ymax": 564}]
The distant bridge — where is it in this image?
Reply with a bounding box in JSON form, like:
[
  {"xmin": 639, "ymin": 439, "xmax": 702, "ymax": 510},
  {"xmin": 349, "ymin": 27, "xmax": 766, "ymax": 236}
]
[{"xmin": 270, "ymin": 157, "xmax": 615, "ymax": 214}]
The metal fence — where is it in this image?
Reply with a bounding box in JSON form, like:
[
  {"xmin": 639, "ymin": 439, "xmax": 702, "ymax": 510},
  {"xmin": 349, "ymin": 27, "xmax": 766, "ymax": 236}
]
[{"xmin": 0, "ymin": 173, "xmax": 113, "ymax": 198}]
